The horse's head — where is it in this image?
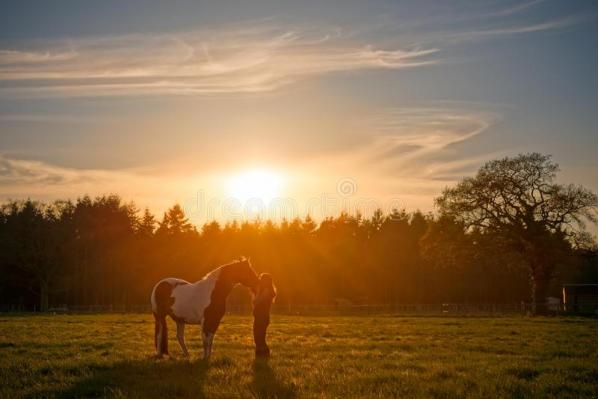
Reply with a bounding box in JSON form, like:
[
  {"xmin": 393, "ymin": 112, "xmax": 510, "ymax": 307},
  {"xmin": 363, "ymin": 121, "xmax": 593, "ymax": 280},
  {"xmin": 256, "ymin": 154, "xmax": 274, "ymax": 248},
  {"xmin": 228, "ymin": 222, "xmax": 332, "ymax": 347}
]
[{"xmin": 226, "ymin": 257, "xmax": 260, "ymax": 293}]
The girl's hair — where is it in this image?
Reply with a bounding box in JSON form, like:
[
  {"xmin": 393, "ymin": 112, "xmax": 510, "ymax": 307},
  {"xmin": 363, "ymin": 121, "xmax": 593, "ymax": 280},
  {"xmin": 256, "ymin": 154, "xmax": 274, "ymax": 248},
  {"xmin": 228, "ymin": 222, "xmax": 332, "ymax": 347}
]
[{"xmin": 255, "ymin": 273, "xmax": 277, "ymax": 304}]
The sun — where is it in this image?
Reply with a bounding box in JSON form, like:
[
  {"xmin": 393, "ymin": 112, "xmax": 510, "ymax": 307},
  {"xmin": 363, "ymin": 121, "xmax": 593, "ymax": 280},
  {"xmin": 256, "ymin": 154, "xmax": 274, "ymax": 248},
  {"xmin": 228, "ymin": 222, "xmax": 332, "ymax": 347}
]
[{"xmin": 226, "ymin": 168, "xmax": 284, "ymax": 202}]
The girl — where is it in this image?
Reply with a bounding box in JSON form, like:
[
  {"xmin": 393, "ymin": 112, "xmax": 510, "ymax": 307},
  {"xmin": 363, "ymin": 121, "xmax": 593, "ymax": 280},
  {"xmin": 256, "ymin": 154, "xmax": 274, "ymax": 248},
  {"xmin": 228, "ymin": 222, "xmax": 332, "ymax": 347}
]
[{"xmin": 253, "ymin": 273, "xmax": 277, "ymax": 357}]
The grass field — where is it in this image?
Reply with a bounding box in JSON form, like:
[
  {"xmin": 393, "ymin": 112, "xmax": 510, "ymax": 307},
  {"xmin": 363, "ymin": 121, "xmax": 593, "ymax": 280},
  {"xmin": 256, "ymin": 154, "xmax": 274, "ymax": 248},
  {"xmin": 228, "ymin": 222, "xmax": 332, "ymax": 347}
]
[{"xmin": 1, "ymin": 313, "xmax": 597, "ymax": 398}]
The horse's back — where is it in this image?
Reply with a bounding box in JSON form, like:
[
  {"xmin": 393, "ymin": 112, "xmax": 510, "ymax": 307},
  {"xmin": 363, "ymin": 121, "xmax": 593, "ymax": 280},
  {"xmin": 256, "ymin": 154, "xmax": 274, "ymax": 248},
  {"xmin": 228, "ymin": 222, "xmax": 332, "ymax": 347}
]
[{"xmin": 151, "ymin": 276, "xmax": 218, "ymax": 324}]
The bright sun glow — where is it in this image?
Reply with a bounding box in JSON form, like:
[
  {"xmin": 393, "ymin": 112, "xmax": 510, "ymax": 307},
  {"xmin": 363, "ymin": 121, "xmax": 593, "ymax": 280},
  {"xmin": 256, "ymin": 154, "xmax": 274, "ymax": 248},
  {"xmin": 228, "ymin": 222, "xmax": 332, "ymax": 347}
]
[{"xmin": 226, "ymin": 169, "xmax": 284, "ymax": 202}]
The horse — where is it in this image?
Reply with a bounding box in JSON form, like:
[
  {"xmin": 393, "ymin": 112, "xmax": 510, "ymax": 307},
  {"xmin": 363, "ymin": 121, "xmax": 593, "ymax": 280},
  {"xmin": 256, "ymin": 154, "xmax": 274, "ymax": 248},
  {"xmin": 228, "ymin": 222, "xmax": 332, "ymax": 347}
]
[{"xmin": 150, "ymin": 257, "xmax": 260, "ymax": 360}]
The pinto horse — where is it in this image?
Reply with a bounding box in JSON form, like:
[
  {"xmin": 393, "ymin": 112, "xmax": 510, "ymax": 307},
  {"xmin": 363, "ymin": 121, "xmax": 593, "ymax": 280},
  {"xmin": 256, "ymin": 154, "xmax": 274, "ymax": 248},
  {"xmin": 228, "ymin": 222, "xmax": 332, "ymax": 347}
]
[{"xmin": 150, "ymin": 258, "xmax": 259, "ymax": 359}]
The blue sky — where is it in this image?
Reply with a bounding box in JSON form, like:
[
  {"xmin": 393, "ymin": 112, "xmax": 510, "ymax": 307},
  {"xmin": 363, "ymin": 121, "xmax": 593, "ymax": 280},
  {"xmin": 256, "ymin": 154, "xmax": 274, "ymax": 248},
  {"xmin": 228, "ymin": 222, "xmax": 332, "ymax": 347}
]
[{"xmin": 0, "ymin": 0, "xmax": 597, "ymax": 225}]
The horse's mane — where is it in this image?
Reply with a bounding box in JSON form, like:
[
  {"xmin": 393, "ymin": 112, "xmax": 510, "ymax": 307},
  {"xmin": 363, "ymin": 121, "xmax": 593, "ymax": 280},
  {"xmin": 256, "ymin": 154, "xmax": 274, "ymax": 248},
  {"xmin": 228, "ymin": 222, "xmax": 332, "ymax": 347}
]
[{"xmin": 201, "ymin": 257, "xmax": 251, "ymax": 280}]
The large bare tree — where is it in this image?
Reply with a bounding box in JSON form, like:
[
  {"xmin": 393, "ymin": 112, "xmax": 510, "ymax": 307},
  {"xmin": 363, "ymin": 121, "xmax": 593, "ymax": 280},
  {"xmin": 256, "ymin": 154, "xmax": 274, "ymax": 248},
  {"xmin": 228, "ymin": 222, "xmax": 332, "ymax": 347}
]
[{"xmin": 436, "ymin": 153, "xmax": 598, "ymax": 314}]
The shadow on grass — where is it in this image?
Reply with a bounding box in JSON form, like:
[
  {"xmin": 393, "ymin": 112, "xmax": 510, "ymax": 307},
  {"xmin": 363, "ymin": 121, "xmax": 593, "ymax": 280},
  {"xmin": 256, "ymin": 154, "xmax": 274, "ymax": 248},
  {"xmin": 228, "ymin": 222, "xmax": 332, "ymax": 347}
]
[
  {"xmin": 53, "ymin": 358, "xmax": 209, "ymax": 399},
  {"xmin": 252, "ymin": 358, "xmax": 297, "ymax": 399}
]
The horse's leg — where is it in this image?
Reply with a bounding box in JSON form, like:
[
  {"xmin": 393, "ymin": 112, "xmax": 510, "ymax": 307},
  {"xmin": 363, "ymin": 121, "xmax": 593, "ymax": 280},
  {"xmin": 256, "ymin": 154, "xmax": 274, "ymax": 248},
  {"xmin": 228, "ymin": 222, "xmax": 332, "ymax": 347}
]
[
  {"xmin": 153, "ymin": 312, "xmax": 168, "ymax": 358},
  {"xmin": 202, "ymin": 331, "xmax": 215, "ymax": 360},
  {"xmin": 176, "ymin": 321, "xmax": 189, "ymax": 357}
]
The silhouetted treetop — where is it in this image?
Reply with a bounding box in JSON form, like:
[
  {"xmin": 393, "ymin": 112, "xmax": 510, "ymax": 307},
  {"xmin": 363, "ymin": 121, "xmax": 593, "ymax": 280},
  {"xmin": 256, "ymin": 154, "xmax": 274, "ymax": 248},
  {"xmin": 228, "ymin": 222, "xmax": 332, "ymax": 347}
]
[
  {"xmin": 138, "ymin": 208, "xmax": 156, "ymax": 237},
  {"xmin": 435, "ymin": 152, "xmax": 598, "ymax": 313},
  {"xmin": 437, "ymin": 153, "xmax": 598, "ymax": 240},
  {"xmin": 156, "ymin": 204, "xmax": 195, "ymax": 236}
]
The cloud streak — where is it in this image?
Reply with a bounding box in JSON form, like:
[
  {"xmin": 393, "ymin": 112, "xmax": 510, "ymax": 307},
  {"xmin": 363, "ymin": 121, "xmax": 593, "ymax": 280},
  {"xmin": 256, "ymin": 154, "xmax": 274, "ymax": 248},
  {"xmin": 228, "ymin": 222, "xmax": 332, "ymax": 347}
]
[
  {"xmin": 0, "ymin": 26, "xmax": 437, "ymax": 98},
  {"xmin": 0, "ymin": 3, "xmax": 584, "ymax": 99},
  {"xmin": 443, "ymin": 17, "xmax": 582, "ymax": 43},
  {"xmin": 362, "ymin": 107, "xmax": 498, "ymax": 178},
  {"xmin": 0, "ymin": 155, "xmax": 124, "ymax": 186},
  {"xmin": 0, "ymin": 154, "xmax": 182, "ymax": 212},
  {"xmin": 291, "ymin": 105, "xmax": 502, "ymax": 210}
]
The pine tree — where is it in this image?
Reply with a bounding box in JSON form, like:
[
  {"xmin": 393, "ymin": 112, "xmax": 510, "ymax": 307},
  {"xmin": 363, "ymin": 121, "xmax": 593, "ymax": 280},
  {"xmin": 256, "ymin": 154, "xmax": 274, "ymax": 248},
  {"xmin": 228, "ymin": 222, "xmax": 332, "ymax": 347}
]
[
  {"xmin": 156, "ymin": 204, "xmax": 195, "ymax": 235},
  {"xmin": 137, "ymin": 208, "xmax": 156, "ymax": 236}
]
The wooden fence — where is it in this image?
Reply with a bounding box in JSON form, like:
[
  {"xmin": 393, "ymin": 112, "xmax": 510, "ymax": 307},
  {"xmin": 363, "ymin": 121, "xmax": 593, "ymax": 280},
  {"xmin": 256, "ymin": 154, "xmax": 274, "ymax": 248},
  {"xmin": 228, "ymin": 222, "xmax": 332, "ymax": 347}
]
[{"xmin": 2, "ymin": 302, "xmax": 582, "ymax": 315}]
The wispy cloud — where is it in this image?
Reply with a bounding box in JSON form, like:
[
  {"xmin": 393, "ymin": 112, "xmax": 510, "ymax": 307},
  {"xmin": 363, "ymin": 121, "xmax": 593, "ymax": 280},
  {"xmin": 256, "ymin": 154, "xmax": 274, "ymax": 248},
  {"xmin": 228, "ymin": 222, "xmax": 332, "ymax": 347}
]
[
  {"xmin": 0, "ymin": 113, "xmax": 102, "ymax": 124},
  {"xmin": 361, "ymin": 107, "xmax": 499, "ymax": 178},
  {"xmin": 294, "ymin": 105, "xmax": 502, "ymax": 207},
  {"xmin": 0, "ymin": 49, "xmax": 77, "ymax": 64},
  {"xmin": 441, "ymin": 16, "xmax": 582, "ymax": 43},
  {"xmin": 391, "ymin": 0, "xmax": 585, "ymax": 48},
  {"xmin": 0, "ymin": 154, "xmax": 183, "ymax": 210},
  {"xmin": 0, "ymin": 1, "xmax": 585, "ymax": 99},
  {"xmin": 475, "ymin": 0, "xmax": 547, "ymax": 19},
  {"xmin": 0, "ymin": 155, "xmax": 122, "ymax": 186},
  {"xmin": 0, "ymin": 25, "xmax": 437, "ymax": 98},
  {"xmin": 385, "ymin": 0, "xmax": 548, "ymax": 32}
]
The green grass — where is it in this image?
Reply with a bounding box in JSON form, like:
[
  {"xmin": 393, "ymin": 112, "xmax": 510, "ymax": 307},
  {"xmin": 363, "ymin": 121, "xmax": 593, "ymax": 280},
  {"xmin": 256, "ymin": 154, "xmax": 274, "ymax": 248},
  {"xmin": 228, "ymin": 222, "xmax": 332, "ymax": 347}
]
[{"xmin": 1, "ymin": 314, "xmax": 597, "ymax": 398}]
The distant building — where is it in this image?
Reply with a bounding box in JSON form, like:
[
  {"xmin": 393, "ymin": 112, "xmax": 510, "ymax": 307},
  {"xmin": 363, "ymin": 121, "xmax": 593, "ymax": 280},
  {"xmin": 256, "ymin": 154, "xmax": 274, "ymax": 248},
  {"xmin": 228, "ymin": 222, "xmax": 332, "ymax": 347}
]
[{"xmin": 562, "ymin": 284, "xmax": 598, "ymax": 314}]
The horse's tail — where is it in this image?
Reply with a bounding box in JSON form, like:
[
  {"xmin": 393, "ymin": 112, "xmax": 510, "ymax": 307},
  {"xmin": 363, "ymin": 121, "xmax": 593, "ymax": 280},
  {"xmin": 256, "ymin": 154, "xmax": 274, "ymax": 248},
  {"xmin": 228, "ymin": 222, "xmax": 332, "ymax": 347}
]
[
  {"xmin": 151, "ymin": 279, "xmax": 181, "ymax": 356},
  {"xmin": 153, "ymin": 311, "xmax": 169, "ymax": 355}
]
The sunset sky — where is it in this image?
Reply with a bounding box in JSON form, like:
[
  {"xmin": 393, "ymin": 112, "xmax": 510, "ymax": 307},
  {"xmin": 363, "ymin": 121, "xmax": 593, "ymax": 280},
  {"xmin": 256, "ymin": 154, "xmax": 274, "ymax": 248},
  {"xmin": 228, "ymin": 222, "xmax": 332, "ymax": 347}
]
[{"xmin": 1, "ymin": 0, "xmax": 597, "ymax": 225}]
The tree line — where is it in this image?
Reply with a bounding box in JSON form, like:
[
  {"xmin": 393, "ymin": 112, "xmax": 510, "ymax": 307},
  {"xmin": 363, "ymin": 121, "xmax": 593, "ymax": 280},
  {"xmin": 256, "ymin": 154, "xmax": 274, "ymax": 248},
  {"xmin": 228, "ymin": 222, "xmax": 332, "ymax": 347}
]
[{"xmin": 1, "ymin": 153, "xmax": 597, "ymax": 313}]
